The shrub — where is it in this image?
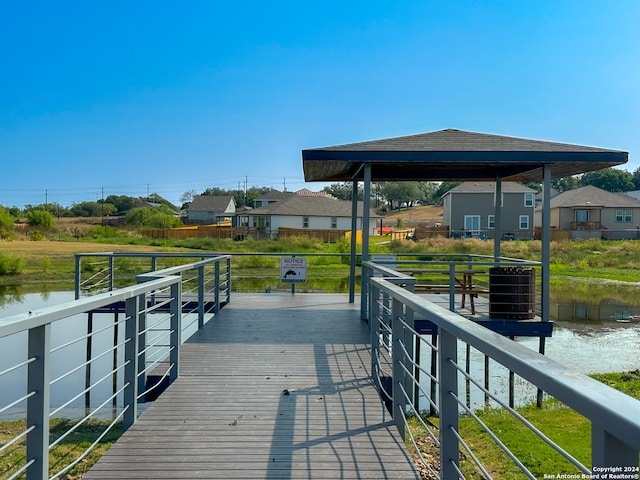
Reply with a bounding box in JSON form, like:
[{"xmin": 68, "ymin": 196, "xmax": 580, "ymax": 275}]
[
  {"xmin": 28, "ymin": 231, "xmax": 44, "ymax": 241},
  {"xmin": 0, "ymin": 206, "xmax": 15, "ymax": 228},
  {"xmin": 26, "ymin": 209, "xmax": 55, "ymax": 228},
  {"xmin": 126, "ymin": 207, "xmax": 182, "ymax": 228},
  {"xmin": 91, "ymin": 225, "xmax": 120, "ymax": 239},
  {"xmin": 0, "ymin": 228, "xmax": 16, "ymax": 240},
  {"xmin": 28, "ymin": 230, "xmax": 44, "ymax": 242},
  {"xmin": 0, "ymin": 253, "xmax": 24, "ymax": 275}
]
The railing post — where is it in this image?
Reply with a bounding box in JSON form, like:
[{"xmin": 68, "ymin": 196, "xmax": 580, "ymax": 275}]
[
  {"xmin": 448, "ymin": 263, "xmax": 456, "ymax": 312},
  {"xmin": 591, "ymin": 426, "xmax": 638, "ymax": 470},
  {"xmin": 137, "ymin": 293, "xmax": 147, "ymax": 400},
  {"xmin": 226, "ymin": 257, "xmax": 232, "ymax": 304},
  {"xmin": 361, "ymin": 263, "xmax": 371, "ymax": 321},
  {"xmin": 369, "ymin": 282, "xmax": 381, "ymax": 394},
  {"xmin": 109, "ymin": 255, "xmax": 115, "ymax": 291},
  {"xmin": 74, "ymin": 255, "xmax": 81, "ymax": 299},
  {"xmin": 198, "ymin": 265, "xmax": 205, "ymax": 327},
  {"xmin": 392, "ymin": 297, "xmax": 406, "ymax": 438},
  {"xmin": 169, "ymin": 281, "xmax": 181, "ymax": 383},
  {"xmin": 27, "ymin": 324, "xmax": 51, "ymax": 480},
  {"xmin": 124, "ymin": 295, "xmax": 140, "ymax": 430},
  {"xmin": 214, "ymin": 260, "xmax": 220, "ymax": 314},
  {"xmin": 438, "ymin": 328, "xmax": 460, "ymax": 478}
]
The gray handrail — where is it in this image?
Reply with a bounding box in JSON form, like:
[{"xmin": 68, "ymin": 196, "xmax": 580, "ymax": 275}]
[{"xmin": 369, "ymin": 276, "xmax": 640, "ymax": 476}]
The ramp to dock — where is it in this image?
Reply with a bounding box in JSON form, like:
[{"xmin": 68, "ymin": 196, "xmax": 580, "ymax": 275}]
[{"xmin": 84, "ymin": 293, "xmax": 420, "ymax": 479}]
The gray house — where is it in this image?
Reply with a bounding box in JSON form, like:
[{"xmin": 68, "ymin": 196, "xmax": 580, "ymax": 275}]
[
  {"xmin": 187, "ymin": 195, "xmax": 237, "ymax": 224},
  {"xmin": 253, "ymin": 190, "xmax": 294, "ymax": 207},
  {"xmin": 442, "ymin": 182, "xmax": 536, "ymax": 239},
  {"xmin": 534, "ymin": 185, "xmax": 640, "ymax": 239}
]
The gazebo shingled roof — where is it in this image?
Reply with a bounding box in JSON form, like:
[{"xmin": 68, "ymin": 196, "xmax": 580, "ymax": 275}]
[{"xmin": 302, "ymin": 129, "xmax": 628, "ymax": 182}]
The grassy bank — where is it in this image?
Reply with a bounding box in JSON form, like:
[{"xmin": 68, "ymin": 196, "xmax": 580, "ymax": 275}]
[
  {"xmin": 2, "ymin": 236, "xmax": 640, "ymax": 291},
  {"xmin": 0, "ymin": 418, "xmax": 123, "ymax": 480},
  {"xmin": 409, "ymin": 371, "xmax": 640, "ymax": 479}
]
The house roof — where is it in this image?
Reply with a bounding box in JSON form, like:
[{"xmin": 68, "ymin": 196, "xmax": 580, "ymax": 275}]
[
  {"xmin": 302, "ymin": 129, "xmax": 628, "ymax": 183},
  {"xmin": 247, "ymin": 195, "xmax": 380, "ymax": 218},
  {"xmin": 188, "ymin": 195, "xmax": 236, "ymax": 212},
  {"xmin": 254, "ymin": 190, "xmax": 295, "ymax": 202},
  {"xmin": 444, "ymin": 181, "xmax": 536, "ymax": 195},
  {"xmin": 546, "ymin": 185, "xmax": 640, "ymax": 209},
  {"xmin": 295, "ymin": 188, "xmax": 332, "ymax": 198}
]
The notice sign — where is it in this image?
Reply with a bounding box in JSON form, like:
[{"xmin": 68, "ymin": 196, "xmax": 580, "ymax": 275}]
[{"xmin": 281, "ymin": 257, "xmax": 307, "ymax": 283}]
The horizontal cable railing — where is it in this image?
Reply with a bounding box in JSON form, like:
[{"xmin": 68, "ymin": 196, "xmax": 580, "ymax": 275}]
[
  {"xmin": 367, "ymin": 274, "xmax": 640, "ymax": 478},
  {"xmin": 1, "ymin": 254, "xmax": 231, "ymax": 480}
]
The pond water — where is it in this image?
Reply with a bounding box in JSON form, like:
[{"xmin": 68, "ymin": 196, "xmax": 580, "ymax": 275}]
[{"xmin": 0, "ymin": 284, "xmax": 639, "ymax": 416}]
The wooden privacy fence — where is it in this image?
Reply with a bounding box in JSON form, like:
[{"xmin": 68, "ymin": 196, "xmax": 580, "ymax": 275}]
[
  {"xmin": 143, "ymin": 226, "xmax": 238, "ymax": 240},
  {"xmin": 278, "ymin": 227, "xmax": 348, "ymax": 242}
]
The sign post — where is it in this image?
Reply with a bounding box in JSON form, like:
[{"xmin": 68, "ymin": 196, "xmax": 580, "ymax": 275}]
[{"xmin": 281, "ymin": 257, "xmax": 307, "ymax": 294}]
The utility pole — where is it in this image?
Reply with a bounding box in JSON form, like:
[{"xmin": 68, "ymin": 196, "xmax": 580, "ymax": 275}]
[
  {"xmin": 283, "ymin": 178, "xmax": 287, "ymax": 192},
  {"xmin": 101, "ymin": 187, "xmax": 104, "ymax": 225}
]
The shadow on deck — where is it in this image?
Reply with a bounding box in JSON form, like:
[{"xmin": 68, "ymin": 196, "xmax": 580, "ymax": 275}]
[{"xmin": 83, "ymin": 293, "xmax": 421, "ymax": 479}]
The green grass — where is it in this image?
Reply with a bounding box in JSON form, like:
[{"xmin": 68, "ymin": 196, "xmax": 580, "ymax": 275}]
[
  {"xmin": 408, "ymin": 371, "xmax": 640, "ymax": 479},
  {"xmin": 0, "ymin": 418, "xmax": 123, "ymax": 480}
]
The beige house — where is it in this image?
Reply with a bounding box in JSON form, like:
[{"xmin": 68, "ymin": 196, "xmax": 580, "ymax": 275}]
[
  {"xmin": 534, "ymin": 185, "xmax": 640, "ymax": 239},
  {"xmin": 238, "ymin": 194, "xmax": 379, "ymax": 240}
]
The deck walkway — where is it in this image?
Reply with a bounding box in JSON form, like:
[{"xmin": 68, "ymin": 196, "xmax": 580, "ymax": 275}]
[{"xmin": 84, "ymin": 293, "xmax": 421, "ymax": 479}]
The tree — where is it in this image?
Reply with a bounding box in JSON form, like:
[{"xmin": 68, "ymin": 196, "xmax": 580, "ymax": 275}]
[
  {"xmin": 125, "ymin": 206, "xmax": 182, "ymax": 228},
  {"xmin": 24, "ymin": 203, "xmax": 69, "ymax": 217},
  {"xmin": 551, "ymin": 176, "xmax": 580, "ymax": 192},
  {"xmin": 417, "ymin": 182, "xmax": 440, "ymax": 205},
  {"xmin": 580, "ymin": 168, "xmax": 635, "ymax": 192},
  {"xmin": 379, "ymin": 182, "xmax": 421, "ymax": 210},
  {"xmin": 0, "ymin": 206, "xmax": 15, "ymax": 228},
  {"xmin": 26, "ymin": 209, "xmax": 55, "ymax": 228},
  {"xmin": 632, "ymin": 167, "xmax": 640, "ymax": 190},
  {"xmin": 70, "ymin": 201, "xmax": 117, "ymax": 217},
  {"xmin": 104, "ymin": 195, "xmax": 145, "ymax": 215},
  {"xmin": 433, "ymin": 182, "xmax": 460, "ymax": 204},
  {"xmin": 180, "ymin": 189, "xmax": 198, "ymax": 209},
  {"xmin": 141, "ymin": 193, "xmax": 178, "ymax": 211},
  {"xmin": 323, "ymin": 183, "xmax": 361, "ymax": 201}
]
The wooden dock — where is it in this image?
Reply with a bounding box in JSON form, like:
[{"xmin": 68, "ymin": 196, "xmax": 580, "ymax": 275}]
[{"xmin": 83, "ymin": 293, "xmax": 421, "ymax": 479}]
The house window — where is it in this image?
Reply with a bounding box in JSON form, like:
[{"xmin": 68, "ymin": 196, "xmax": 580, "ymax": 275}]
[
  {"xmin": 487, "ymin": 215, "xmax": 495, "ymax": 229},
  {"xmin": 303, "ymin": 216, "xmax": 309, "ymax": 228},
  {"xmin": 615, "ymin": 209, "xmax": 632, "ymax": 223},
  {"xmin": 464, "ymin": 215, "xmax": 480, "ymax": 231},
  {"xmin": 524, "ymin": 193, "xmax": 534, "ymax": 207},
  {"xmin": 331, "ymin": 217, "xmax": 337, "ymax": 229},
  {"xmin": 519, "ymin": 215, "xmax": 529, "ymax": 229}
]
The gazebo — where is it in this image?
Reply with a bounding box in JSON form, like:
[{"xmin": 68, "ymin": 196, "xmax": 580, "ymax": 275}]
[{"xmin": 301, "ymin": 128, "xmax": 628, "ymax": 322}]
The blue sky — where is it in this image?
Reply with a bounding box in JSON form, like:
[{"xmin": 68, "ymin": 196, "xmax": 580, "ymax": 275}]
[{"xmin": 1, "ymin": 1, "xmax": 639, "ymax": 208}]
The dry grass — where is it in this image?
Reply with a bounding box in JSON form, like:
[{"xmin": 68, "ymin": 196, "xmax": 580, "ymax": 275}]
[
  {"xmin": 0, "ymin": 240, "xmax": 164, "ymax": 258},
  {"xmin": 383, "ymin": 206, "xmax": 444, "ymax": 224}
]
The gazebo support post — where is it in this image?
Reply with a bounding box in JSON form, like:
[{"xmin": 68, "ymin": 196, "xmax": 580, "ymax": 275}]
[
  {"xmin": 349, "ymin": 177, "xmax": 358, "ymax": 304},
  {"xmin": 494, "ymin": 175, "xmax": 503, "ymax": 259},
  {"xmin": 360, "ymin": 165, "xmax": 371, "ymax": 317}
]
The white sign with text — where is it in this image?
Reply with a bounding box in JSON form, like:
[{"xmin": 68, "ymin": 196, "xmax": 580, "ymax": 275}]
[{"xmin": 281, "ymin": 257, "xmax": 307, "ymax": 283}]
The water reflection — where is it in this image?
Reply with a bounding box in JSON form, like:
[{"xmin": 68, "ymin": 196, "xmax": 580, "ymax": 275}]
[{"xmin": 550, "ymin": 281, "xmax": 640, "ymax": 326}]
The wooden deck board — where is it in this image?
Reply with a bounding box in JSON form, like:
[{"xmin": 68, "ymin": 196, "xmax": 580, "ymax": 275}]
[{"xmin": 84, "ymin": 293, "xmax": 420, "ymax": 480}]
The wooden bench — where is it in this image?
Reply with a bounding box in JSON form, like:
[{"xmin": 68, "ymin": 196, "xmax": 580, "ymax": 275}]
[{"xmin": 414, "ymin": 284, "xmax": 489, "ymax": 314}]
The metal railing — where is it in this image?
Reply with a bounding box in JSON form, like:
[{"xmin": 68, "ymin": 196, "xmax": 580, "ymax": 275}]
[
  {"xmin": 0, "ymin": 255, "xmax": 230, "ymax": 480},
  {"xmin": 367, "ymin": 270, "xmax": 640, "ymax": 478},
  {"xmin": 362, "ymin": 254, "xmax": 542, "ymax": 322}
]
